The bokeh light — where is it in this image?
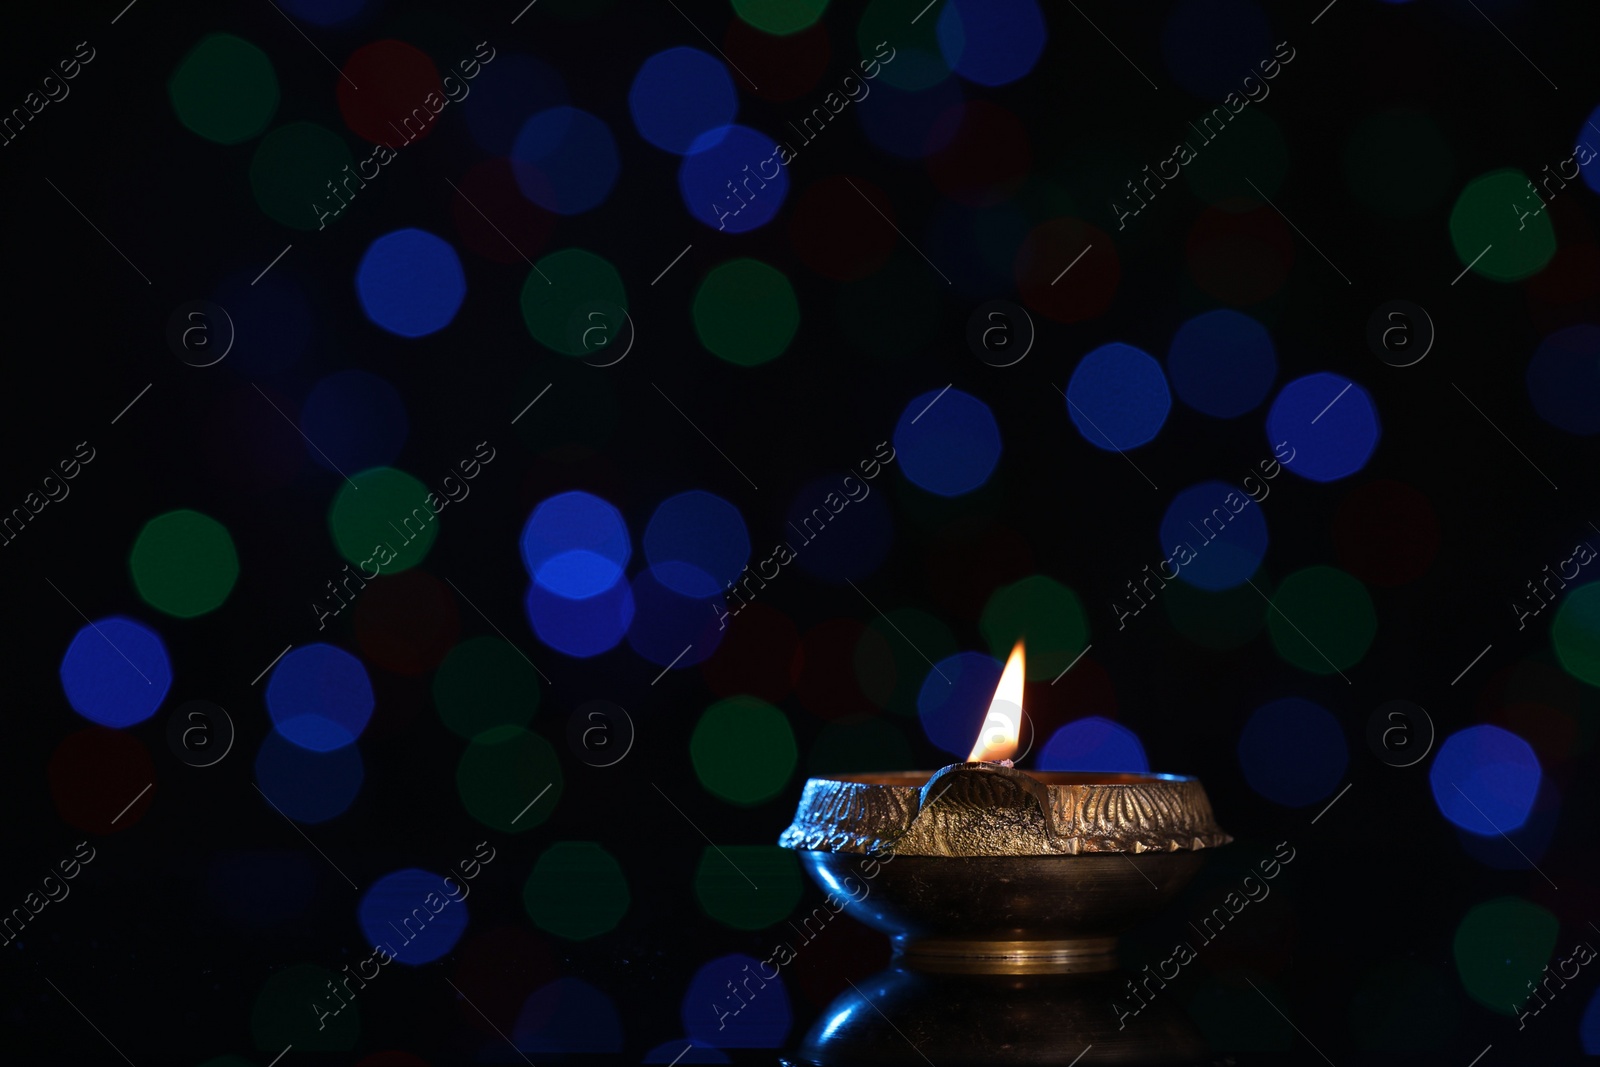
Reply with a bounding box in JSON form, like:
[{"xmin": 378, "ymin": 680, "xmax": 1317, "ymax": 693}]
[
  {"xmin": 629, "ymin": 48, "xmax": 737, "ymax": 154},
  {"xmin": 463, "ymin": 54, "xmax": 567, "ymax": 155},
  {"xmin": 129, "ymin": 509, "xmax": 239, "ymax": 617},
  {"xmin": 734, "ymin": 0, "xmax": 827, "ymax": 35},
  {"xmin": 252, "ymin": 964, "xmax": 359, "ymax": 1051},
  {"xmin": 1429, "ymin": 724, "xmax": 1541, "ymax": 834},
  {"xmin": 355, "ymin": 229, "xmax": 466, "ymax": 338},
  {"xmin": 336, "ymin": 40, "xmax": 443, "ymax": 146},
  {"xmin": 978, "ymin": 575, "xmax": 1087, "ymax": 680},
  {"xmin": 694, "ymin": 845, "xmax": 802, "ymax": 929},
  {"xmin": 1039, "ymin": 717, "xmax": 1150, "ymax": 772},
  {"xmin": 359, "ymin": 868, "xmax": 469, "ymax": 965},
  {"xmin": 352, "ymin": 570, "xmax": 459, "ymax": 675},
  {"xmin": 519, "ymin": 248, "xmax": 628, "ymax": 357},
  {"xmin": 936, "ymin": 0, "xmax": 1045, "ymax": 87},
  {"xmin": 523, "ymin": 842, "xmax": 629, "ymax": 939},
  {"xmin": 525, "ymin": 579, "xmax": 635, "ymax": 657},
  {"xmin": 1553, "ymin": 581, "xmax": 1600, "ymax": 686},
  {"xmin": 1265, "ymin": 372, "xmax": 1380, "ymax": 482},
  {"xmin": 49, "ymin": 728, "xmax": 157, "ymax": 833},
  {"xmin": 520, "ymin": 490, "xmax": 631, "ymax": 598},
  {"xmin": 512, "ymin": 107, "xmax": 620, "ymax": 215},
  {"xmin": 644, "ymin": 491, "xmax": 750, "ymax": 597},
  {"xmin": 682, "ymin": 954, "xmax": 791, "ymax": 1047},
  {"xmin": 301, "ymin": 370, "xmax": 409, "ymax": 475},
  {"xmin": 250, "ymin": 122, "xmax": 354, "ymax": 231},
  {"xmin": 433, "ymin": 636, "xmax": 541, "ymax": 740},
  {"xmin": 1158, "ymin": 481, "xmax": 1270, "ymax": 591},
  {"xmin": 1452, "ymin": 897, "xmax": 1557, "ymax": 1013},
  {"xmin": 692, "ymin": 259, "xmax": 800, "ymax": 366},
  {"xmin": 785, "ymin": 474, "xmax": 894, "ymax": 583},
  {"xmin": 893, "ymin": 387, "xmax": 1001, "ymax": 496},
  {"xmin": 626, "ymin": 566, "xmax": 727, "ymax": 667},
  {"xmin": 255, "ymin": 730, "xmax": 364, "ymax": 824},
  {"xmin": 329, "ymin": 467, "xmax": 438, "ymax": 572},
  {"xmin": 1238, "ymin": 697, "xmax": 1348, "ymax": 806},
  {"xmin": 1448, "ymin": 169, "xmax": 1556, "ymax": 282},
  {"xmin": 1332, "ymin": 480, "xmax": 1439, "ymax": 587},
  {"xmin": 918, "ymin": 651, "xmax": 1001, "ymax": 758},
  {"xmin": 1167, "ymin": 309, "xmax": 1276, "ymax": 418},
  {"xmin": 457, "ymin": 726, "xmax": 563, "ymax": 832},
  {"xmin": 1065, "ymin": 343, "xmax": 1171, "ymax": 450},
  {"xmin": 59, "ymin": 617, "xmax": 172, "ymax": 727},
  {"xmin": 691, "ymin": 697, "xmax": 797, "ymax": 805},
  {"xmin": 679, "ymin": 125, "xmax": 790, "ymax": 233},
  {"xmin": 1266, "ymin": 565, "xmax": 1376, "ymax": 674},
  {"xmin": 1527, "ymin": 325, "xmax": 1600, "ymax": 434},
  {"xmin": 516, "ymin": 978, "xmax": 624, "ymax": 1053},
  {"xmin": 265, "ymin": 643, "xmax": 374, "ymax": 752},
  {"xmin": 169, "ymin": 34, "xmax": 278, "ymax": 144}
]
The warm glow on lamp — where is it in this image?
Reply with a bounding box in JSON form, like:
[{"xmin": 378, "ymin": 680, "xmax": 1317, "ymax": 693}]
[{"xmin": 966, "ymin": 641, "xmax": 1025, "ymax": 763}]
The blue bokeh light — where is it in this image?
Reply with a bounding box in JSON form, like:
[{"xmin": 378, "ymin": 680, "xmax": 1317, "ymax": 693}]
[
  {"xmin": 893, "ymin": 387, "xmax": 1002, "ymax": 497},
  {"xmin": 629, "ymin": 47, "xmax": 737, "ymax": 154},
  {"xmin": 1527, "ymin": 325, "xmax": 1600, "ymax": 434},
  {"xmin": 1577, "ymin": 104, "xmax": 1600, "ymax": 196},
  {"xmin": 300, "ymin": 370, "xmax": 408, "ymax": 475},
  {"xmin": 512, "ymin": 106, "xmax": 620, "ymax": 216},
  {"xmin": 520, "ymin": 491, "xmax": 631, "ymax": 598},
  {"xmin": 525, "ymin": 578, "xmax": 635, "ymax": 658},
  {"xmin": 1265, "ymin": 372, "xmax": 1380, "ymax": 482},
  {"xmin": 936, "ymin": 0, "xmax": 1046, "ymax": 87},
  {"xmin": 626, "ymin": 566, "xmax": 726, "ymax": 667},
  {"xmin": 59, "ymin": 616, "xmax": 172, "ymax": 728},
  {"xmin": 254, "ymin": 729, "xmax": 364, "ymax": 823},
  {"xmin": 1429, "ymin": 724, "xmax": 1542, "ymax": 835},
  {"xmin": 1457, "ymin": 776, "xmax": 1559, "ymax": 871},
  {"xmin": 519, "ymin": 977, "xmax": 625, "ymax": 1053},
  {"xmin": 644, "ymin": 491, "xmax": 750, "ymax": 598},
  {"xmin": 463, "ymin": 53, "xmax": 568, "ymax": 156},
  {"xmin": 679, "ymin": 125, "xmax": 789, "ymax": 233},
  {"xmin": 857, "ymin": 77, "xmax": 965, "ymax": 159},
  {"xmin": 1160, "ymin": 0, "xmax": 1273, "ymax": 102},
  {"xmin": 214, "ymin": 269, "xmax": 311, "ymax": 376},
  {"xmin": 785, "ymin": 475, "xmax": 894, "ymax": 584},
  {"xmin": 682, "ymin": 954, "xmax": 791, "ymax": 1048},
  {"xmin": 917, "ymin": 651, "xmax": 1003, "ymax": 759},
  {"xmin": 1039, "ymin": 717, "xmax": 1150, "ymax": 772},
  {"xmin": 1582, "ymin": 984, "xmax": 1600, "ymax": 1053},
  {"xmin": 358, "ymin": 867, "xmax": 470, "ymax": 966},
  {"xmin": 1066, "ymin": 343, "xmax": 1172, "ymax": 451},
  {"xmin": 1158, "ymin": 480, "xmax": 1269, "ymax": 591},
  {"xmin": 355, "ymin": 228, "xmax": 466, "ymax": 338},
  {"xmin": 264, "ymin": 643, "xmax": 374, "ymax": 752},
  {"xmin": 1238, "ymin": 698, "xmax": 1348, "ymax": 807},
  {"xmin": 1167, "ymin": 309, "xmax": 1277, "ymax": 418}
]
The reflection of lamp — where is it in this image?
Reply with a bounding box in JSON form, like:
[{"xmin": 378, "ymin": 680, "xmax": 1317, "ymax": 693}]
[{"xmin": 778, "ymin": 641, "xmax": 1232, "ymax": 1065}]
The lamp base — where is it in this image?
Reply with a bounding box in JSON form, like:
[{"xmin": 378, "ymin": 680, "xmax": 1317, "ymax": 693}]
[{"xmin": 782, "ymin": 964, "xmax": 1211, "ymax": 1066}]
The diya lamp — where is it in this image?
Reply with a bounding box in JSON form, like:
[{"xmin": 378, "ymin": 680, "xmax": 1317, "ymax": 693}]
[{"xmin": 778, "ymin": 642, "xmax": 1232, "ymax": 1066}]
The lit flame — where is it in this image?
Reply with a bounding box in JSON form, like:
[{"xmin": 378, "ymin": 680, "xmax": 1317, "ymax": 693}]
[{"xmin": 967, "ymin": 641, "xmax": 1025, "ymax": 762}]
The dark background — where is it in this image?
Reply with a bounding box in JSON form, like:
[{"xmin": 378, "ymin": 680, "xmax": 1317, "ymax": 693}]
[{"xmin": 3, "ymin": 0, "xmax": 1600, "ymax": 1062}]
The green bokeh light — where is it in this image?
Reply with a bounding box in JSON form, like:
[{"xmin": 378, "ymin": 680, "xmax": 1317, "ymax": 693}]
[
  {"xmin": 433, "ymin": 636, "xmax": 541, "ymax": 740},
  {"xmin": 170, "ymin": 34, "xmax": 279, "ymax": 145},
  {"xmin": 251, "ymin": 964, "xmax": 358, "ymax": 1051},
  {"xmin": 249, "ymin": 122, "xmax": 353, "ymax": 231},
  {"xmin": 691, "ymin": 697, "xmax": 797, "ymax": 805},
  {"xmin": 1187, "ymin": 972, "xmax": 1293, "ymax": 1052},
  {"xmin": 693, "ymin": 845, "xmax": 802, "ymax": 929},
  {"xmin": 734, "ymin": 0, "xmax": 828, "ymax": 35},
  {"xmin": 808, "ymin": 717, "xmax": 915, "ymax": 774},
  {"xmin": 519, "ymin": 248, "xmax": 627, "ymax": 357},
  {"xmin": 1185, "ymin": 108, "xmax": 1289, "ymax": 207},
  {"xmin": 1266, "ymin": 566, "xmax": 1375, "ymax": 674},
  {"xmin": 1551, "ymin": 582, "xmax": 1600, "ymax": 686},
  {"xmin": 129, "ymin": 509, "xmax": 239, "ymax": 618},
  {"xmin": 836, "ymin": 254, "xmax": 942, "ymax": 362},
  {"xmin": 1164, "ymin": 572, "xmax": 1267, "ymax": 650},
  {"xmin": 457, "ymin": 726, "xmax": 563, "ymax": 832},
  {"xmin": 857, "ymin": 2, "xmax": 948, "ymax": 90},
  {"xmin": 855, "ymin": 608, "xmax": 957, "ymax": 716},
  {"xmin": 328, "ymin": 467, "xmax": 438, "ymax": 573},
  {"xmin": 1448, "ymin": 169, "xmax": 1556, "ymax": 283},
  {"xmin": 1349, "ymin": 959, "xmax": 1460, "ymax": 1051},
  {"xmin": 1342, "ymin": 109, "xmax": 1455, "ymax": 217},
  {"xmin": 980, "ymin": 575, "xmax": 1088, "ymax": 681},
  {"xmin": 1452, "ymin": 896, "xmax": 1557, "ymax": 1014},
  {"xmin": 693, "ymin": 259, "xmax": 799, "ymax": 367},
  {"xmin": 522, "ymin": 841, "xmax": 629, "ymax": 939}
]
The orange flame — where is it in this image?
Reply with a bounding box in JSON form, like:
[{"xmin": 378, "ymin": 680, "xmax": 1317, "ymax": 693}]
[{"xmin": 967, "ymin": 641, "xmax": 1025, "ymax": 762}]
